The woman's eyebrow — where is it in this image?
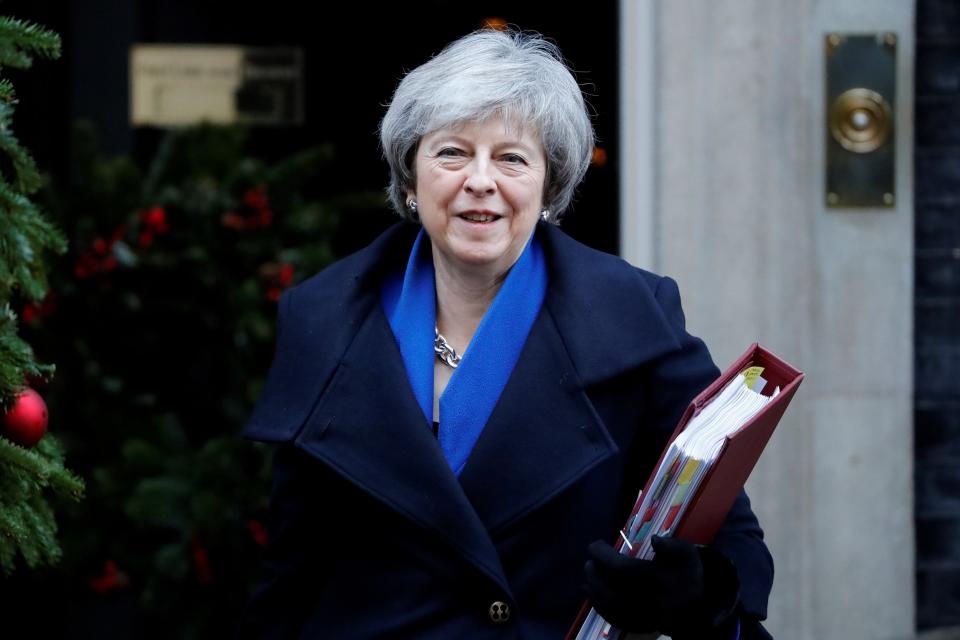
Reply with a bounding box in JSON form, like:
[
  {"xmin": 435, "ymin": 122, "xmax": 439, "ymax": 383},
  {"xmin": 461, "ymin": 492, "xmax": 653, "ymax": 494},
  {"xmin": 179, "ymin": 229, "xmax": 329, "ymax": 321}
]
[{"xmin": 429, "ymin": 134, "xmax": 537, "ymax": 153}]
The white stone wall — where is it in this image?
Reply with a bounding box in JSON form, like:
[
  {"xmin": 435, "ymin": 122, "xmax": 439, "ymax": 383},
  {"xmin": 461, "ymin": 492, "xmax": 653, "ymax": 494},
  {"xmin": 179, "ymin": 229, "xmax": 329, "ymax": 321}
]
[{"xmin": 620, "ymin": 1, "xmax": 915, "ymax": 638}]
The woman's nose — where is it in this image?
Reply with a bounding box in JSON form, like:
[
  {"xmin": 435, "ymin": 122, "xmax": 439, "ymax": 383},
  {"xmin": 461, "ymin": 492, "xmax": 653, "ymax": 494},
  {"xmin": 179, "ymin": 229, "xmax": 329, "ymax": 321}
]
[{"xmin": 463, "ymin": 163, "xmax": 496, "ymax": 196}]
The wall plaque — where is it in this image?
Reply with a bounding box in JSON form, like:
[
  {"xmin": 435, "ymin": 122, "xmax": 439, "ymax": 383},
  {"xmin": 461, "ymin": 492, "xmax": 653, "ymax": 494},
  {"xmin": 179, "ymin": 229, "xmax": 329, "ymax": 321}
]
[{"xmin": 130, "ymin": 45, "xmax": 303, "ymax": 127}]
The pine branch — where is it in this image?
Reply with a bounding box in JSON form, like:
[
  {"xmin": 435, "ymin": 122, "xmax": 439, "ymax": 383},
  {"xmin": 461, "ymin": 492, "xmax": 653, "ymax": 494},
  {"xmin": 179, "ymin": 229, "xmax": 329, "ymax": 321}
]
[
  {"xmin": 0, "ymin": 105, "xmax": 42, "ymax": 194},
  {"xmin": 0, "ymin": 199, "xmax": 68, "ymax": 303},
  {"xmin": 0, "ymin": 182, "xmax": 31, "ymax": 212},
  {"xmin": 0, "ymin": 492, "xmax": 61, "ymax": 570},
  {"xmin": 35, "ymin": 430, "xmax": 64, "ymax": 465},
  {"xmin": 8, "ymin": 199, "xmax": 67, "ymax": 254},
  {"xmin": 0, "ymin": 133, "xmax": 43, "ymax": 195},
  {"xmin": 0, "ymin": 305, "xmax": 47, "ymax": 403},
  {"xmin": 0, "ymin": 78, "xmax": 15, "ymax": 104},
  {"xmin": 0, "ymin": 44, "xmax": 30, "ymax": 70},
  {"xmin": 0, "ymin": 17, "xmax": 61, "ymax": 69},
  {"xmin": 0, "ymin": 431, "xmax": 83, "ymax": 575},
  {"xmin": 0, "ymin": 436, "xmax": 85, "ymax": 500},
  {"xmin": 23, "ymin": 499, "xmax": 60, "ymax": 565}
]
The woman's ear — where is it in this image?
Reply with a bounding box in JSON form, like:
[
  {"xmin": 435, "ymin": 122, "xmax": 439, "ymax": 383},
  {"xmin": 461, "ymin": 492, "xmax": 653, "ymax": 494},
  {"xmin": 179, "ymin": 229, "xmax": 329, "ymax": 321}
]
[{"xmin": 404, "ymin": 190, "xmax": 419, "ymax": 220}]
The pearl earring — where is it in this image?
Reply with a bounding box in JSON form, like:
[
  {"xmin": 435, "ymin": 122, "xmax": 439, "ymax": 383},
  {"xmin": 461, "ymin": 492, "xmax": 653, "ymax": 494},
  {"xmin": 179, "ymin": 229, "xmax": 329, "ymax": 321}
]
[{"xmin": 540, "ymin": 209, "xmax": 550, "ymax": 222}]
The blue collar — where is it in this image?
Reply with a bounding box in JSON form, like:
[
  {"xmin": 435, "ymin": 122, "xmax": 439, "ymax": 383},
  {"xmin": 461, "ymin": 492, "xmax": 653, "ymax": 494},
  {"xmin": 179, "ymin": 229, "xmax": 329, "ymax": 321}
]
[{"xmin": 381, "ymin": 229, "xmax": 548, "ymax": 475}]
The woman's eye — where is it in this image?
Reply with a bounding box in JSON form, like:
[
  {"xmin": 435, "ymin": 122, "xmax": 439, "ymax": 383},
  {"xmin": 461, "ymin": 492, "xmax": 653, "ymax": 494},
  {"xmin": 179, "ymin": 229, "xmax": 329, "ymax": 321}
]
[
  {"xmin": 437, "ymin": 147, "xmax": 463, "ymax": 157},
  {"xmin": 501, "ymin": 153, "xmax": 527, "ymax": 165}
]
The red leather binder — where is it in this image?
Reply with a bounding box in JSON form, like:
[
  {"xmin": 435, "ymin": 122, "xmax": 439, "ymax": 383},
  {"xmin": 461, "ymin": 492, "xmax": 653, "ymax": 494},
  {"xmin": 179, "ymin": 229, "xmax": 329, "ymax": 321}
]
[{"xmin": 566, "ymin": 343, "xmax": 804, "ymax": 639}]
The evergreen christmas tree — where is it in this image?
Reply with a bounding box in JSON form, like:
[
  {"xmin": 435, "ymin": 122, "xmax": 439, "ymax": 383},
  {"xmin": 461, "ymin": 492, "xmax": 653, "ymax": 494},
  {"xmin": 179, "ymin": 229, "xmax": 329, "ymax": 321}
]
[{"xmin": 0, "ymin": 16, "xmax": 84, "ymax": 573}]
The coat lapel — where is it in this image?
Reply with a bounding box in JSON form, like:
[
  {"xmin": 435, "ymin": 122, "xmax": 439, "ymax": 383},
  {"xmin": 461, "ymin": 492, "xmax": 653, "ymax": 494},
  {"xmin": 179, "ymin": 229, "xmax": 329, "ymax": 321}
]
[
  {"xmin": 456, "ymin": 223, "xmax": 684, "ymax": 533},
  {"xmin": 457, "ymin": 307, "xmax": 618, "ymax": 535},
  {"xmin": 292, "ymin": 301, "xmax": 512, "ymax": 595}
]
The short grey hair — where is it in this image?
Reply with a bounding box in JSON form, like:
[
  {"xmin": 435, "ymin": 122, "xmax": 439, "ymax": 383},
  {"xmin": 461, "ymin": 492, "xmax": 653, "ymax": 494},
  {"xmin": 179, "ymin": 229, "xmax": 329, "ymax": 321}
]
[{"xmin": 379, "ymin": 29, "xmax": 595, "ymax": 224}]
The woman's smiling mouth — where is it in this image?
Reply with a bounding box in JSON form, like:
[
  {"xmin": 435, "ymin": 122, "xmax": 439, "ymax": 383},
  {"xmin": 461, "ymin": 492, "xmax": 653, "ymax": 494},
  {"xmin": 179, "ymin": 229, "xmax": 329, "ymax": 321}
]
[{"xmin": 458, "ymin": 211, "xmax": 503, "ymax": 223}]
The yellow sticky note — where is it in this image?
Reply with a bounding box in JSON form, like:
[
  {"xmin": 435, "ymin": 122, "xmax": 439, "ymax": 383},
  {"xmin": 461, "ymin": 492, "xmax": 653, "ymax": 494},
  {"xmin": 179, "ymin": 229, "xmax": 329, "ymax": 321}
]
[
  {"xmin": 678, "ymin": 458, "xmax": 700, "ymax": 485},
  {"xmin": 741, "ymin": 366, "xmax": 765, "ymax": 389}
]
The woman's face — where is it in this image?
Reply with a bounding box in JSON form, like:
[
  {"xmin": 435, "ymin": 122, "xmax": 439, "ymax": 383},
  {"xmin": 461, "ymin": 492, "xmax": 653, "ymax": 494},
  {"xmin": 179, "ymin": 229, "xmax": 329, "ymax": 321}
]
[{"xmin": 409, "ymin": 116, "xmax": 547, "ymax": 279}]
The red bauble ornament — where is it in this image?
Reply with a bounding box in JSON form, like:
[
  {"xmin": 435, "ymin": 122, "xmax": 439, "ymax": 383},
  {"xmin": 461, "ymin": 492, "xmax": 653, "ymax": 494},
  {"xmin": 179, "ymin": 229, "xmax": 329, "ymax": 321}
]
[{"xmin": 2, "ymin": 388, "xmax": 49, "ymax": 447}]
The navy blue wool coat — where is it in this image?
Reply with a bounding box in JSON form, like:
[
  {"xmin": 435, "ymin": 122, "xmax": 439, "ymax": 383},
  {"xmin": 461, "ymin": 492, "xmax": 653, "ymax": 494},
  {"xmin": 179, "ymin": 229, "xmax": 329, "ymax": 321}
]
[{"xmin": 241, "ymin": 221, "xmax": 773, "ymax": 639}]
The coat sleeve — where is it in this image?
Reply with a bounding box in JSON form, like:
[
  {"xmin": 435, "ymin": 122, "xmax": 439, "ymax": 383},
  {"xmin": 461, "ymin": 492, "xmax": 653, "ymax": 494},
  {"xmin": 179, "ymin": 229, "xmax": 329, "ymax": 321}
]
[{"xmin": 649, "ymin": 276, "xmax": 774, "ymax": 638}]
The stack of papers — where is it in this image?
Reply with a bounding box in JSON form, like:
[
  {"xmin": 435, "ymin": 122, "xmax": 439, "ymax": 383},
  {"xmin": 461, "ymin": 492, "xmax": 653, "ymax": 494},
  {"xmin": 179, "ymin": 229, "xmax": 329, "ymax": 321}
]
[{"xmin": 575, "ymin": 368, "xmax": 779, "ymax": 640}]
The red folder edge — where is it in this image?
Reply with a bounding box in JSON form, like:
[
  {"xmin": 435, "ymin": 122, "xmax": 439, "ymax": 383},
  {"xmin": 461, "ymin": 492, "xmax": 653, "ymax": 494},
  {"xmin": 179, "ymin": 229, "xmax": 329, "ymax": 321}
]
[{"xmin": 565, "ymin": 343, "xmax": 804, "ymax": 639}]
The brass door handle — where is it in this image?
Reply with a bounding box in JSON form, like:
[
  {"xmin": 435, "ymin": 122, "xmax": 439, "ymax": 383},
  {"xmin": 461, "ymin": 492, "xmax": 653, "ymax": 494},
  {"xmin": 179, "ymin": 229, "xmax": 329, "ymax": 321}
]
[{"xmin": 828, "ymin": 87, "xmax": 892, "ymax": 154}]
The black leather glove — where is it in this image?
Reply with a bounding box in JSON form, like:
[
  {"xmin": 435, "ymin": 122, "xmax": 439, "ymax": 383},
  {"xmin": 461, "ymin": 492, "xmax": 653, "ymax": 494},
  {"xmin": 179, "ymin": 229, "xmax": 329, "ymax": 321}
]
[{"xmin": 584, "ymin": 535, "xmax": 740, "ymax": 638}]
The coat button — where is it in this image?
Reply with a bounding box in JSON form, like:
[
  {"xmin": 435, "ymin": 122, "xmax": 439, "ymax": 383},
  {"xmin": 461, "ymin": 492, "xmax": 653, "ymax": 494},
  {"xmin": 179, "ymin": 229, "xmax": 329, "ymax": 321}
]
[{"xmin": 488, "ymin": 600, "xmax": 511, "ymax": 623}]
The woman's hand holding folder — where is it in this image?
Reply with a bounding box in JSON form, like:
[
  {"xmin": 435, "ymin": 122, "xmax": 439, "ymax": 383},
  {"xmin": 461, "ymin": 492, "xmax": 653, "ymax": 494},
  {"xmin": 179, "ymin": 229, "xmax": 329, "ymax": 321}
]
[{"xmin": 584, "ymin": 535, "xmax": 741, "ymax": 639}]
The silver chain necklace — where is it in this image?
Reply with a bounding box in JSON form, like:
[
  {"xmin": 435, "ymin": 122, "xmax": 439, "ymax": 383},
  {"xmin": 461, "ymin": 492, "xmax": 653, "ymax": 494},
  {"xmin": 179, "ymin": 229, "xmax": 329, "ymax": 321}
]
[{"xmin": 434, "ymin": 327, "xmax": 462, "ymax": 369}]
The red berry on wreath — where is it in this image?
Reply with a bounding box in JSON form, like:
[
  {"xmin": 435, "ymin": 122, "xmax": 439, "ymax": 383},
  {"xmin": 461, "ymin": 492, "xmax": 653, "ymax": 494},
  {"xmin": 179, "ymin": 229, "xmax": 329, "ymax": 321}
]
[
  {"xmin": 142, "ymin": 206, "xmax": 169, "ymax": 234},
  {"xmin": 2, "ymin": 388, "xmax": 49, "ymax": 448}
]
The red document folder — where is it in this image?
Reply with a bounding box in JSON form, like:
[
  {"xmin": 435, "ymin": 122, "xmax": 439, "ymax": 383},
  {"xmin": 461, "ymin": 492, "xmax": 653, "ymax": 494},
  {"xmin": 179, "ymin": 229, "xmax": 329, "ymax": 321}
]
[{"xmin": 566, "ymin": 343, "xmax": 804, "ymax": 639}]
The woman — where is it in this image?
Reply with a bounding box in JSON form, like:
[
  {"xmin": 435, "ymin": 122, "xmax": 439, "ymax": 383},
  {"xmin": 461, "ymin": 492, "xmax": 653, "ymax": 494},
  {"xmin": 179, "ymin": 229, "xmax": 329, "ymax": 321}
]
[{"xmin": 242, "ymin": 29, "xmax": 773, "ymax": 639}]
